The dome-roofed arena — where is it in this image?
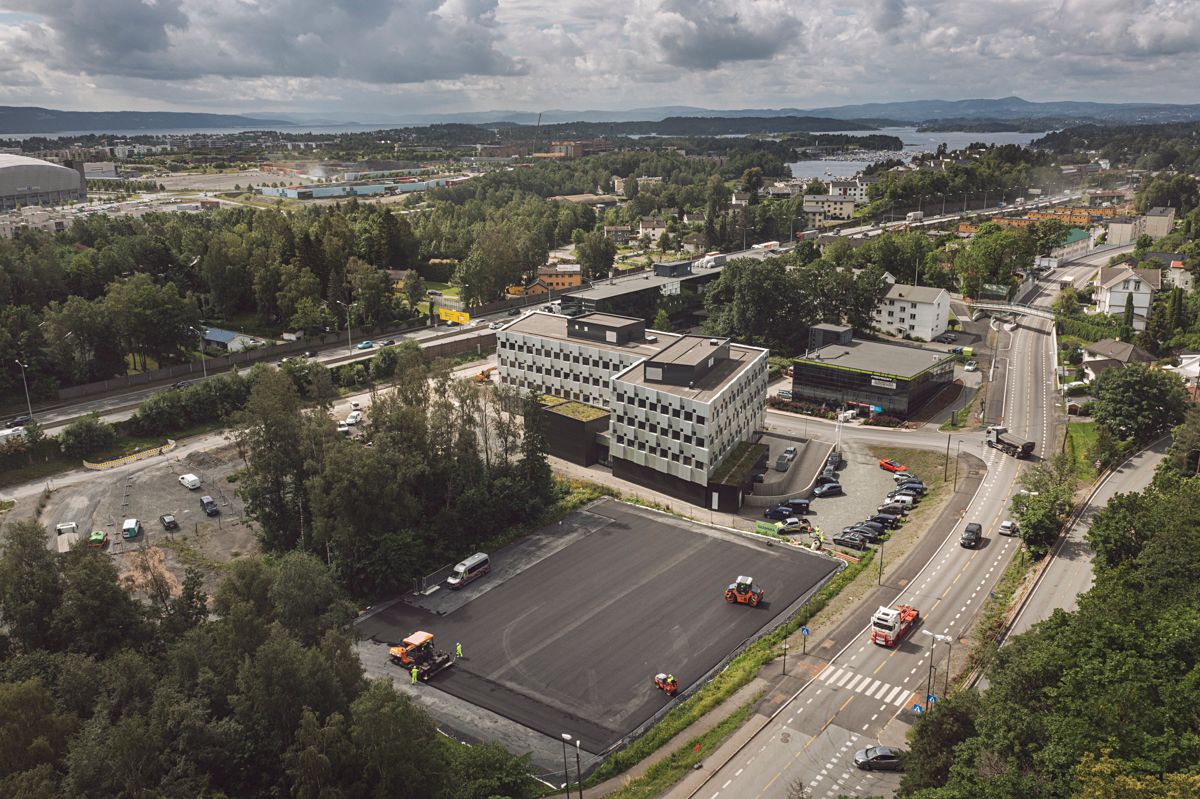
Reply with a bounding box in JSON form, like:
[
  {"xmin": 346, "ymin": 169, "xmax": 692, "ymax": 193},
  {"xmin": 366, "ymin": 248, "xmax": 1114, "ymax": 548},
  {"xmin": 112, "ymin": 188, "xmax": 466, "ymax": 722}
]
[{"xmin": 0, "ymin": 153, "xmax": 85, "ymax": 211}]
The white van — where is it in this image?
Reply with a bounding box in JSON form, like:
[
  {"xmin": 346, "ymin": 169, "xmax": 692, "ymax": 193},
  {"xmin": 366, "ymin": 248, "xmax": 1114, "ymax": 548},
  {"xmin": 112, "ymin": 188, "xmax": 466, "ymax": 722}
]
[
  {"xmin": 446, "ymin": 553, "xmax": 490, "ymax": 590},
  {"xmin": 888, "ymin": 494, "xmax": 916, "ymax": 507},
  {"xmin": 178, "ymin": 473, "xmax": 201, "ymax": 490},
  {"xmin": 55, "ymin": 522, "xmax": 80, "ymax": 553}
]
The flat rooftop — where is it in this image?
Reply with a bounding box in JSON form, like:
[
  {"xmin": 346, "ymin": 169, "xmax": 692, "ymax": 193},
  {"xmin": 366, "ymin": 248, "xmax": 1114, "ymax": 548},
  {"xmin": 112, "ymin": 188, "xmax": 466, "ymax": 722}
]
[
  {"xmin": 576, "ymin": 312, "xmax": 642, "ymax": 329},
  {"xmin": 617, "ymin": 343, "xmax": 763, "ymax": 402},
  {"xmin": 796, "ymin": 339, "xmax": 953, "ymax": 379},
  {"xmin": 500, "ymin": 311, "xmax": 674, "ymax": 358},
  {"xmin": 648, "ymin": 335, "xmax": 731, "ymax": 368}
]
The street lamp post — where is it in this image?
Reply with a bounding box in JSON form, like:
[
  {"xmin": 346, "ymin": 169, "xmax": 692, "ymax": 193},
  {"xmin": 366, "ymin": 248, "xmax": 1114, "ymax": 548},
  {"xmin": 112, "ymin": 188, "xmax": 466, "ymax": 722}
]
[
  {"xmin": 189, "ymin": 326, "xmax": 208, "ymax": 378},
  {"xmin": 782, "ymin": 639, "xmax": 788, "ymax": 676},
  {"xmin": 15, "ymin": 359, "xmax": 33, "ymax": 422},
  {"xmin": 877, "ymin": 538, "xmax": 884, "ymax": 585},
  {"xmin": 922, "ymin": 631, "xmax": 954, "ymax": 700},
  {"xmin": 336, "ymin": 300, "xmax": 355, "ymax": 353},
  {"xmin": 560, "ymin": 733, "xmax": 572, "ymax": 797},
  {"xmin": 574, "ymin": 739, "xmax": 583, "ymax": 799},
  {"xmin": 953, "ymin": 442, "xmax": 963, "ymax": 489}
]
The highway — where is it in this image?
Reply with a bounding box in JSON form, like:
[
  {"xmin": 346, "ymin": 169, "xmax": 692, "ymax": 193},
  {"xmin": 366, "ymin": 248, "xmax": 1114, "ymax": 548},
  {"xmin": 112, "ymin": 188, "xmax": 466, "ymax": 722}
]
[{"xmin": 671, "ymin": 297, "xmax": 1059, "ymax": 799}]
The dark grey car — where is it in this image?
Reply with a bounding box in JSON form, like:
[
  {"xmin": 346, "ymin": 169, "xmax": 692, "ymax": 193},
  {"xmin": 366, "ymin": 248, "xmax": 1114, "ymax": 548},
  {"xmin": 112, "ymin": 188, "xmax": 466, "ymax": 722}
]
[{"xmin": 854, "ymin": 745, "xmax": 904, "ymax": 771}]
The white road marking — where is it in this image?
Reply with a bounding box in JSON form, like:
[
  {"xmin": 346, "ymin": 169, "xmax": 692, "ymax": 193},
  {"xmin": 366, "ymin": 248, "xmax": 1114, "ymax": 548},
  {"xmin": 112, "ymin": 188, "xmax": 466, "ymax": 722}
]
[
  {"xmin": 884, "ymin": 686, "xmax": 903, "ymax": 703},
  {"xmin": 836, "ymin": 671, "xmax": 853, "ymax": 687},
  {"xmin": 821, "ymin": 667, "xmax": 841, "ymax": 683},
  {"xmin": 845, "ymin": 674, "xmax": 865, "ymax": 692}
]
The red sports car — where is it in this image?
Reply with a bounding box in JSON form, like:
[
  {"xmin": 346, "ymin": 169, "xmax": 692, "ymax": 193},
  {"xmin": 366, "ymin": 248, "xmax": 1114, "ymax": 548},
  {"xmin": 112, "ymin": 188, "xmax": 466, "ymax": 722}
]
[{"xmin": 879, "ymin": 458, "xmax": 907, "ymax": 473}]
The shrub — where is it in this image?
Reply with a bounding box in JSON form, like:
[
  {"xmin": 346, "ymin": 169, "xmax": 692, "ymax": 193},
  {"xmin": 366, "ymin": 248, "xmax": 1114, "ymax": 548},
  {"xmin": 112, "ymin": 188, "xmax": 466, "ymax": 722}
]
[{"xmin": 59, "ymin": 413, "xmax": 119, "ymax": 459}]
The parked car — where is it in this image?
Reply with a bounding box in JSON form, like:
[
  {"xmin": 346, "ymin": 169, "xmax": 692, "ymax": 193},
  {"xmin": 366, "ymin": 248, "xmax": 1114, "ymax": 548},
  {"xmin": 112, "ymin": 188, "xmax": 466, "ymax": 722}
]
[
  {"xmin": 200, "ymin": 496, "xmax": 220, "ymax": 517},
  {"xmin": 868, "ymin": 513, "xmax": 902, "ymax": 529},
  {"xmin": 887, "ymin": 488, "xmax": 921, "ymax": 502},
  {"xmin": 774, "ymin": 455, "xmax": 792, "ymax": 472},
  {"xmin": 777, "ymin": 389, "xmax": 793, "ymax": 401},
  {"xmin": 350, "ymin": 400, "xmax": 362, "ymax": 410},
  {"xmin": 346, "ymin": 410, "xmax": 364, "ymax": 425},
  {"xmin": 784, "ymin": 498, "xmax": 810, "ymax": 514},
  {"xmin": 814, "ymin": 472, "xmax": 839, "ymax": 488},
  {"xmin": 782, "ymin": 446, "xmax": 798, "ymax": 462},
  {"xmin": 843, "ymin": 525, "xmax": 882, "ymax": 544},
  {"xmin": 159, "ymin": 514, "xmax": 179, "ymax": 531},
  {"xmin": 937, "ymin": 333, "xmax": 957, "ymax": 344},
  {"xmin": 778, "ymin": 517, "xmax": 813, "ymax": 535},
  {"xmin": 753, "ymin": 473, "xmax": 766, "ymax": 484},
  {"xmin": 960, "ymin": 522, "xmax": 983, "ymax": 548},
  {"xmin": 825, "ymin": 451, "xmax": 842, "ymax": 471},
  {"xmin": 356, "ymin": 340, "xmax": 374, "ymax": 350},
  {"xmin": 895, "ymin": 481, "xmax": 926, "ymax": 495},
  {"xmin": 877, "ymin": 501, "xmax": 909, "ymax": 515},
  {"xmin": 507, "ymin": 308, "xmax": 521, "ymax": 316},
  {"xmin": 963, "ymin": 360, "xmax": 979, "ymax": 372},
  {"xmin": 121, "ymin": 519, "xmax": 144, "ymax": 540},
  {"xmin": 178, "ymin": 473, "xmax": 201, "ymax": 490},
  {"xmin": 854, "ymin": 745, "xmax": 904, "ymax": 771},
  {"xmin": 951, "ymin": 346, "xmax": 964, "ymax": 355},
  {"xmin": 999, "ymin": 519, "xmax": 1019, "ymax": 536},
  {"xmin": 853, "ymin": 520, "xmax": 886, "ymax": 535},
  {"xmin": 892, "ymin": 471, "xmax": 917, "ymax": 483},
  {"xmin": 427, "ymin": 289, "xmax": 443, "ymax": 296},
  {"xmin": 832, "ymin": 531, "xmax": 868, "ymax": 550},
  {"xmin": 813, "ymin": 482, "xmax": 843, "ymax": 497},
  {"xmin": 490, "ymin": 322, "xmax": 504, "ymax": 329},
  {"xmin": 337, "ymin": 422, "xmax": 351, "ymax": 435},
  {"xmin": 878, "ymin": 458, "xmax": 907, "ymax": 473},
  {"xmin": 87, "ymin": 530, "xmax": 109, "ymax": 549},
  {"xmin": 763, "ymin": 506, "xmax": 795, "ymax": 522}
]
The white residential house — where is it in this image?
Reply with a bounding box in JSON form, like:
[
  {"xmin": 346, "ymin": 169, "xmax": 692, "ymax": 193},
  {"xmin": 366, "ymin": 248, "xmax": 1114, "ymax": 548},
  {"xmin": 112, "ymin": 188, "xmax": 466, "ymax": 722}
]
[
  {"xmin": 730, "ymin": 191, "xmax": 751, "ymax": 207},
  {"xmin": 1165, "ymin": 258, "xmax": 1194, "ymax": 292},
  {"xmin": 1093, "ymin": 266, "xmax": 1161, "ymax": 331},
  {"xmin": 638, "ymin": 216, "xmax": 666, "ymax": 239},
  {"xmin": 825, "ymin": 180, "xmax": 868, "ymax": 203},
  {"xmin": 873, "ymin": 283, "xmax": 950, "ymax": 341},
  {"xmin": 1081, "ymin": 338, "xmax": 1154, "ymax": 382},
  {"xmin": 1165, "ymin": 353, "xmax": 1200, "ymax": 390}
]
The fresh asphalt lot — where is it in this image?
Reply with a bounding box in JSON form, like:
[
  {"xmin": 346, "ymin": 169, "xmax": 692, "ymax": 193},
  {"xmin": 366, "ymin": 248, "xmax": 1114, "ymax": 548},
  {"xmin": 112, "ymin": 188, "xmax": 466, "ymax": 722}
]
[{"xmin": 356, "ymin": 498, "xmax": 840, "ymax": 755}]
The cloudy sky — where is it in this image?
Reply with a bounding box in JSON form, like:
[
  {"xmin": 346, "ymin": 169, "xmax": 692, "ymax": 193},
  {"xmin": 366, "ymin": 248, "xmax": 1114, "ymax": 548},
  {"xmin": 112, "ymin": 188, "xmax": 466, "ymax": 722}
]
[{"xmin": 0, "ymin": 0, "xmax": 1195, "ymax": 118}]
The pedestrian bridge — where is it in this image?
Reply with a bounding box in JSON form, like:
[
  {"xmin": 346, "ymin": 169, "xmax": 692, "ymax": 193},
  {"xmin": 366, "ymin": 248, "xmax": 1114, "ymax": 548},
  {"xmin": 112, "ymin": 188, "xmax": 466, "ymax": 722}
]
[{"xmin": 966, "ymin": 301, "xmax": 1055, "ymax": 321}]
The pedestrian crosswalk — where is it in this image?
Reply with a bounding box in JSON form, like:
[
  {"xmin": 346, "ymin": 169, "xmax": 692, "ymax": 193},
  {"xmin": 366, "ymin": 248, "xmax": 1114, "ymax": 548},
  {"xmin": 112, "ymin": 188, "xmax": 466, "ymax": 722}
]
[{"xmin": 818, "ymin": 665, "xmax": 911, "ymax": 706}]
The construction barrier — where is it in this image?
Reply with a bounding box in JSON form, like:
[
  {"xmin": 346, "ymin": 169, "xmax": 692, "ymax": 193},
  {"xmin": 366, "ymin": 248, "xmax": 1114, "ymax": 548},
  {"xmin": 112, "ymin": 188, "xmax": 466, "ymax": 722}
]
[{"xmin": 83, "ymin": 439, "xmax": 176, "ymax": 471}]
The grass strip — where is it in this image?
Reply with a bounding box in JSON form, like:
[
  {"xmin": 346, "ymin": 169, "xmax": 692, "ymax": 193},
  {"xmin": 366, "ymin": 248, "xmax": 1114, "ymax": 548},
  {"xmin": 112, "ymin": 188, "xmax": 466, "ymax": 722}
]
[{"xmin": 599, "ymin": 697, "xmax": 760, "ymax": 799}]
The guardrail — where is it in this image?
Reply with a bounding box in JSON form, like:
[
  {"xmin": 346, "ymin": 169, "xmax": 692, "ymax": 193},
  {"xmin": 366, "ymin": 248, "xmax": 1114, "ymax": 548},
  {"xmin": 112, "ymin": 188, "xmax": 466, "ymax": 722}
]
[
  {"xmin": 966, "ymin": 301, "xmax": 1055, "ymax": 321},
  {"xmin": 83, "ymin": 439, "xmax": 176, "ymax": 470}
]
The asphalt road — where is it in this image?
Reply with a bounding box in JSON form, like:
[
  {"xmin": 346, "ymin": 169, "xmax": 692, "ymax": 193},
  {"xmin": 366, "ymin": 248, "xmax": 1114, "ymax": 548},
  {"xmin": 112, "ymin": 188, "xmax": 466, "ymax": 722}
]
[
  {"xmin": 356, "ymin": 499, "xmax": 839, "ymax": 755},
  {"xmin": 677, "ymin": 309, "xmax": 1057, "ymax": 798},
  {"xmin": 1006, "ymin": 436, "xmax": 1167, "ymax": 638}
]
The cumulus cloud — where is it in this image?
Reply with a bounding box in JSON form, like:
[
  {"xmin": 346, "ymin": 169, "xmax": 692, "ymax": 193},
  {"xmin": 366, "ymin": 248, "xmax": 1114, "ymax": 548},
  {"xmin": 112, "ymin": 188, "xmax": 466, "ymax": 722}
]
[
  {"xmin": 2, "ymin": 0, "xmax": 1199, "ymax": 114},
  {"xmin": 645, "ymin": 0, "xmax": 804, "ymax": 69},
  {"xmin": 1, "ymin": 0, "xmax": 524, "ymax": 83}
]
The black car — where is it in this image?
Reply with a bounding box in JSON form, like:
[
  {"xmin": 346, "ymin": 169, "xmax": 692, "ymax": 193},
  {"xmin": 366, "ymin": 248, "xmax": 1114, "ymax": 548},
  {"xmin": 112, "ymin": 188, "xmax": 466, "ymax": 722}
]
[
  {"xmin": 854, "ymin": 745, "xmax": 904, "ymax": 771},
  {"xmin": 159, "ymin": 514, "xmax": 179, "ymax": 531},
  {"xmin": 753, "ymin": 473, "xmax": 766, "ymax": 484},
  {"xmin": 304, "ymin": 350, "xmax": 318, "ymax": 358},
  {"xmin": 825, "ymin": 450, "xmax": 842, "ymax": 471},
  {"xmin": 896, "ymin": 481, "xmax": 927, "ymax": 494},
  {"xmin": 868, "ymin": 513, "xmax": 902, "ymax": 529},
  {"xmin": 381, "ymin": 339, "xmax": 396, "ymax": 346},
  {"xmin": 784, "ymin": 498, "xmax": 810, "ymax": 514},
  {"xmin": 5, "ymin": 415, "xmax": 30, "ymax": 429},
  {"xmin": 960, "ymin": 522, "xmax": 982, "ymax": 548},
  {"xmin": 813, "ymin": 482, "xmax": 843, "ymax": 497},
  {"xmin": 832, "ymin": 531, "xmax": 868, "ymax": 550},
  {"xmin": 843, "ymin": 525, "xmax": 882, "ymax": 544},
  {"xmin": 764, "ymin": 506, "xmax": 794, "ymax": 521},
  {"xmin": 200, "ymin": 496, "xmax": 220, "ymax": 517},
  {"xmin": 854, "ymin": 520, "xmax": 886, "ymax": 535},
  {"xmin": 877, "ymin": 502, "xmax": 909, "ymax": 516},
  {"xmin": 814, "ymin": 472, "xmax": 839, "ymax": 488},
  {"xmin": 887, "ymin": 488, "xmax": 920, "ymax": 502},
  {"xmin": 507, "ymin": 308, "xmax": 521, "ymax": 316}
]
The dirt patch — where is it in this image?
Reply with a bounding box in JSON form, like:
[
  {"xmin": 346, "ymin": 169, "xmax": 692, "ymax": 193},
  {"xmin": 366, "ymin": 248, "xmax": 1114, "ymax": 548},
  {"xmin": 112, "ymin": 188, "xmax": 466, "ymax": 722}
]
[
  {"xmin": 157, "ymin": 517, "xmax": 259, "ymax": 594},
  {"xmin": 117, "ymin": 546, "xmax": 183, "ymax": 598}
]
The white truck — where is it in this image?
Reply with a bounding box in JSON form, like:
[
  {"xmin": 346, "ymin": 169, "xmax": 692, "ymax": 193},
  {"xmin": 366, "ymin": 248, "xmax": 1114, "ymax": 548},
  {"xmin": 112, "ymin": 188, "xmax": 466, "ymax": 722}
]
[
  {"xmin": 55, "ymin": 522, "xmax": 80, "ymax": 553},
  {"xmin": 905, "ymin": 211, "xmax": 925, "ymax": 223}
]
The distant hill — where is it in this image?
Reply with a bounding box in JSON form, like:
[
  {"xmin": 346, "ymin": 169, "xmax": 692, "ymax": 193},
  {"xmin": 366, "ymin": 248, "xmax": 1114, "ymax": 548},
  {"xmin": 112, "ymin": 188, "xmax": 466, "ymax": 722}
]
[
  {"xmin": 493, "ymin": 116, "xmax": 882, "ymax": 139},
  {"xmin": 380, "ymin": 97, "xmax": 1200, "ymax": 128},
  {"xmin": 803, "ymin": 97, "xmax": 1200, "ymax": 125},
  {"xmin": 0, "ymin": 106, "xmax": 291, "ymax": 134}
]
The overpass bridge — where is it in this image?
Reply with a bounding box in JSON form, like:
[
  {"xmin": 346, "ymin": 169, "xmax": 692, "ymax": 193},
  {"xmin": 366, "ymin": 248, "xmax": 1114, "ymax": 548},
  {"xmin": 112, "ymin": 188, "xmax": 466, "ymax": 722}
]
[{"xmin": 965, "ymin": 301, "xmax": 1055, "ymax": 321}]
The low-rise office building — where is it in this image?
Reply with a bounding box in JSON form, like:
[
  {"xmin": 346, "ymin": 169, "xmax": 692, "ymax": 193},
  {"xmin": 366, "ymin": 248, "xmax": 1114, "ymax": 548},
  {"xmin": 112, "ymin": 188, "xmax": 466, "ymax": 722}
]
[
  {"xmin": 496, "ymin": 311, "xmax": 768, "ymax": 510},
  {"xmin": 790, "ymin": 327, "xmax": 956, "ymax": 418}
]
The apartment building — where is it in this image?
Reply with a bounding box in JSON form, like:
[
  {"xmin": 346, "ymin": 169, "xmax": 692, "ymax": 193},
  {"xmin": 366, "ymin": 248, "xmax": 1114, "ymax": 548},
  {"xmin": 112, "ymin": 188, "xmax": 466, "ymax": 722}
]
[
  {"xmin": 873, "ymin": 283, "xmax": 951, "ymax": 341},
  {"xmin": 496, "ymin": 312, "xmax": 768, "ymax": 510},
  {"xmin": 1144, "ymin": 206, "xmax": 1176, "ymax": 239},
  {"xmin": 802, "ymin": 194, "xmax": 857, "ymax": 225}
]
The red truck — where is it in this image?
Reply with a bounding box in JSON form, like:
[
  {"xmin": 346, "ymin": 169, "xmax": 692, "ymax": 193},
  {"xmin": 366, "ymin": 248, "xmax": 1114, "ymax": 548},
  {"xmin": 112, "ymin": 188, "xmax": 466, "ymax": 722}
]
[{"xmin": 870, "ymin": 604, "xmax": 919, "ymax": 647}]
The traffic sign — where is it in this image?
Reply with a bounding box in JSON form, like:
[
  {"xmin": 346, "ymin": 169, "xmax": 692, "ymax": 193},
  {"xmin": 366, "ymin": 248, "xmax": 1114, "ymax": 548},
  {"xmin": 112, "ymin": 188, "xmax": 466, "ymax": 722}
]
[
  {"xmin": 800, "ymin": 627, "xmax": 810, "ymax": 637},
  {"xmin": 913, "ymin": 704, "xmax": 923, "ymax": 715},
  {"xmin": 927, "ymin": 694, "xmax": 937, "ymax": 704}
]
